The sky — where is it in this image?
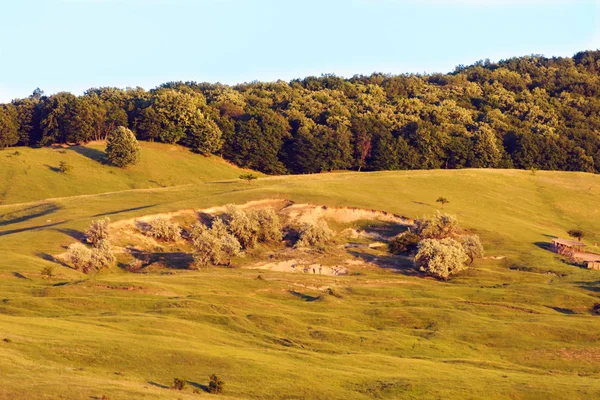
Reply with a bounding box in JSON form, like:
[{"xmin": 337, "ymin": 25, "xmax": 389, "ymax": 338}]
[{"xmin": 0, "ymin": 0, "xmax": 598, "ymax": 102}]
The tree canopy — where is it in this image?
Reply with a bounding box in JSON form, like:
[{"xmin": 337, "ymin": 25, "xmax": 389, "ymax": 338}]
[{"xmin": 4, "ymin": 51, "xmax": 600, "ymax": 174}]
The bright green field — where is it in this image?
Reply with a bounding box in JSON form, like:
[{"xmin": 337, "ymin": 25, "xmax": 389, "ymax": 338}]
[
  {"xmin": 1, "ymin": 144, "xmax": 599, "ymax": 399},
  {"xmin": 0, "ymin": 142, "xmax": 254, "ymax": 205}
]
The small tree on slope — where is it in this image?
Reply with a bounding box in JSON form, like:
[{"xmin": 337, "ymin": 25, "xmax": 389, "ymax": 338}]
[{"xmin": 106, "ymin": 126, "xmax": 141, "ymax": 168}]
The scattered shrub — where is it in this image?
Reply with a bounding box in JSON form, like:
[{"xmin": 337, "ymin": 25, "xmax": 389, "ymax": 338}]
[
  {"xmin": 460, "ymin": 234, "xmax": 484, "ymax": 263},
  {"xmin": 67, "ymin": 242, "xmax": 92, "ymax": 272},
  {"xmin": 592, "ymin": 303, "xmax": 600, "ymax": 315},
  {"xmin": 239, "ymin": 173, "xmax": 258, "ymax": 183},
  {"xmin": 85, "ymin": 217, "xmax": 110, "ymax": 246},
  {"xmin": 295, "ymin": 219, "xmax": 334, "ymax": 248},
  {"xmin": 91, "ymin": 239, "xmax": 116, "ymax": 270},
  {"xmin": 40, "ymin": 265, "xmax": 55, "ymax": 279},
  {"xmin": 171, "ymin": 377, "xmax": 186, "ymax": 390},
  {"xmin": 226, "ymin": 205, "xmax": 260, "ymax": 249},
  {"xmin": 413, "ymin": 211, "xmax": 460, "ymax": 239},
  {"xmin": 415, "ymin": 238, "xmax": 470, "ymax": 280},
  {"xmin": 58, "ymin": 160, "xmax": 72, "ymax": 173},
  {"xmin": 388, "ymin": 231, "xmax": 420, "ymax": 255},
  {"xmin": 254, "ymin": 208, "xmax": 282, "ymax": 243},
  {"xmin": 3, "ymin": 338, "xmax": 11, "ymax": 343},
  {"xmin": 147, "ymin": 217, "xmax": 181, "ymax": 242},
  {"xmin": 208, "ymin": 374, "xmax": 224, "ymax": 394},
  {"xmin": 435, "ymin": 196, "xmax": 449, "ymax": 208}
]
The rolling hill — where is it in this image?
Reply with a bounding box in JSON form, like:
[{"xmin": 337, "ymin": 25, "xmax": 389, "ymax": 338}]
[{"xmin": 0, "ymin": 145, "xmax": 599, "ymax": 399}]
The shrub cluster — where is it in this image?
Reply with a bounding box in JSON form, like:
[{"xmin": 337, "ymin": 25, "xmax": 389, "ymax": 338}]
[
  {"xmin": 191, "ymin": 218, "xmax": 241, "ymax": 267},
  {"xmin": 191, "ymin": 206, "xmax": 283, "ymax": 267},
  {"xmin": 147, "ymin": 217, "xmax": 181, "ymax": 242},
  {"xmin": 67, "ymin": 218, "xmax": 116, "ymax": 273},
  {"xmin": 394, "ymin": 212, "xmax": 485, "ymax": 280},
  {"xmin": 295, "ymin": 219, "xmax": 334, "ymax": 249},
  {"xmin": 208, "ymin": 374, "xmax": 224, "ymax": 394},
  {"xmin": 85, "ymin": 217, "xmax": 110, "ymax": 246},
  {"xmin": 415, "ymin": 238, "xmax": 470, "ymax": 281}
]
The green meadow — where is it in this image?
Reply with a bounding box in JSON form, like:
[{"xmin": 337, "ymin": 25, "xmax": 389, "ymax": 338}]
[{"xmin": 0, "ymin": 143, "xmax": 599, "ymax": 399}]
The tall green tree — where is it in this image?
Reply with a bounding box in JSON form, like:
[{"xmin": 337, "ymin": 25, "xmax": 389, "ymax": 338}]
[{"xmin": 106, "ymin": 126, "xmax": 141, "ymax": 168}]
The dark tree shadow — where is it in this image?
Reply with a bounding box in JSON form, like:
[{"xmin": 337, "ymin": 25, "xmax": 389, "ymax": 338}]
[
  {"xmin": 362, "ymin": 221, "xmax": 408, "ymax": 239},
  {"xmin": 12, "ymin": 272, "xmax": 30, "ymax": 280},
  {"xmin": 69, "ymin": 145, "xmax": 106, "ymax": 163},
  {"xmin": 44, "ymin": 164, "xmax": 61, "ymax": 173},
  {"xmin": 36, "ymin": 252, "xmax": 70, "ymax": 268},
  {"xmin": 0, "ymin": 221, "xmax": 65, "ymax": 237},
  {"xmin": 0, "ymin": 203, "xmax": 60, "ymax": 227},
  {"xmin": 147, "ymin": 381, "xmax": 169, "ymax": 389},
  {"xmin": 92, "ymin": 205, "xmax": 157, "ymax": 218},
  {"xmin": 196, "ymin": 212, "xmax": 214, "ymax": 226},
  {"xmin": 289, "ymin": 290, "xmax": 321, "ymax": 302},
  {"xmin": 348, "ymin": 250, "xmax": 419, "ymax": 276},
  {"xmin": 187, "ymin": 381, "xmax": 209, "ymax": 392},
  {"xmin": 546, "ymin": 306, "xmax": 576, "ymax": 315},
  {"xmin": 130, "ymin": 250, "xmax": 195, "ymax": 270},
  {"xmin": 56, "ymin": 228, "xmax": 86, "ymax": 241}
]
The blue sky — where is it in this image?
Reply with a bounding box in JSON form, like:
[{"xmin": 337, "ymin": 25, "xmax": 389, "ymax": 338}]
[{"xmin": 0, "ymin": 0, "xmax": 598, "ymax": 101}]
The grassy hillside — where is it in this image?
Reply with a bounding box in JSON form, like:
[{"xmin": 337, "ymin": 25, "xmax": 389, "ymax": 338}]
[
  {"xmin": 0, "ymin": 142, "xmax": 255, "ymax": 205},
  {"xmin": 0, "ymin": 168, "xmax": 599, "ymax": 399}
]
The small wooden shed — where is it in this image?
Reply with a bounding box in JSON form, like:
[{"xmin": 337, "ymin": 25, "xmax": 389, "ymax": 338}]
[
  {"xmin": 552, "ymin": 238, "xmax": 586, "ymax": 257},
  {"xmin": 587, "ymin": 261, "xmax": 600, "ymax": 270}
]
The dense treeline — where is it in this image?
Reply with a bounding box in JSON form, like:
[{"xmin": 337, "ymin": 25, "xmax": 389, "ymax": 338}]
[{"xmin": 1, "ymin": 51, "xmax": 600, "ymax": 174}]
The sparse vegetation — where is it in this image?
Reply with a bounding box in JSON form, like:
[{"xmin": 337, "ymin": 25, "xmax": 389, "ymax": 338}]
[
  {"xmin": 58, "ymin": 161, "xmax": 72, "ymax": 173},
  {"xmin": 568, "ymin": 229, "xmax": 584, "ymax": 242},
  {"xmin": 208, "ymin": 374, "xmax": 224, "ymax": 394},
  {"xmin": 40, "ymin": 266, "xmax": 55, "ymax": 279},
  {"xmin": 435, "ymin": 197, "xmax": 449, "ymax": 208},
  {"xmin": 171, "ymin": 377, "xmax": 186, "ymax": 390},
  {"xmin": 239, "ymin": 173, "xmax": 258, "ymax": 184}
]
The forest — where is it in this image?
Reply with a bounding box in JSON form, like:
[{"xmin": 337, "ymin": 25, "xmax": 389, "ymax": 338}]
[{"xmin": 1, "ymin": 50, "xmax": 600, "ymax": 174}]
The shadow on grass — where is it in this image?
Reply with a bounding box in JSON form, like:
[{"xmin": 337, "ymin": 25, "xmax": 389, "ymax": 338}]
[
  {"xmin": 534, "ymin": 241, "xmax": 553, "ymax": 251},
  {"xmin": 0, "ymin": 203, "xmax": 61, "ymax": 227},
  {"xmin": 43, "ymin": 164, "xmax": 61, "ymax": 173},
  {"xmin": 56, "ymin": 228, "xmax": 86, "ymax": 241},
  {"xmin": 69, "ymin": 145, "xmax": 106, "ymax": 163},
  {"xmin": 289, "ymin": 290, "xmax": 321, "ymax": 302},
  {"xmin": 348, "ymin": 250, "xmax": 418, "ymax": 276},
  {"xmin": 131, "ymin": 250, "xmax": 195, "ymax": 270},
  {"xmin": 92, "ymin": 204, "xmax": 157, "ymax": 218},
  {"xmin": 545, "ymin": 306, "xmax": 576, "ymax": 315},
  {"xmin": 0, "ymin": 221, "xmax": 65, "ymax": 237},
  {"xmin": 12, "ymin": 272, "xmax": 30, "ymax": 280},
  {"xmin": 187, "ymin": 381, "xmax": 209, "ymax": 392},
  {"xmin": 148, "ymin": 381, "xmax": 169, "ymax": 389},
  {"xmin": 36, "ymin": 252, "xmax": 71, "ymax": 268}
]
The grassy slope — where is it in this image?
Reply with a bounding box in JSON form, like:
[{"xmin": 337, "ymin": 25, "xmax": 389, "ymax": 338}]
[
  {"xmin": 0, "ymin": 156, "xmax": 599, "ymax": 399},
  {"xmin": 0, "ymin": 142, "xmax": 254, "ymax": 205}
]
